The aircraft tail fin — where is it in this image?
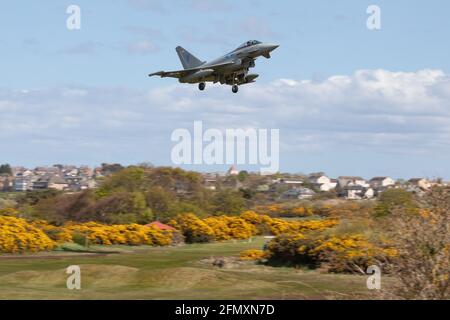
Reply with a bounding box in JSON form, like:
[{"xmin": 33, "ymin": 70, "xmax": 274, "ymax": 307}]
[{"xmin": 176, "ymin": 46, "xmax": 204, "ymax": 69}]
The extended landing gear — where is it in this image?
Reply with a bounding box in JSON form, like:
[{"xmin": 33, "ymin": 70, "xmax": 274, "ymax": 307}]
[
  {"xmin": 199, "ymin": 82, "xmax": 206, "ymax": 91},
  {"xmin": 232, "ymin": 84, "xmax": 239, "ymax": 93}
]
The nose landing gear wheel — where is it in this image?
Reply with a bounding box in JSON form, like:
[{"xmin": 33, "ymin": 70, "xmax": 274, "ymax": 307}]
[
  {"xmin": 232, "ymin": 85, "xmax": 239, "ymax": 93},
  {"xmin": 199, "ymin": 82, "xmax": 206, "ymax": 91}
]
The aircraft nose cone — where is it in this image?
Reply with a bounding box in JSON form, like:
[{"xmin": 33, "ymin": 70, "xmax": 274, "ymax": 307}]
[{"xmin": 266, "ymin": 44, "xmax": 279, "ymax": 51}]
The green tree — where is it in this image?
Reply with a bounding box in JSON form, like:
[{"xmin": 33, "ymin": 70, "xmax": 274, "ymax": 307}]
[
  {"xmin": 16, "ymin": 189, "xmax": 62, "ymax": 206},
  {"xmin": 212, "ymin": 189, "xmax": 247, "ymax": 215},
  {"xmin": 0, "ymin": 164, "xmax": 12, "ymax": 175},
  {"xmin": 101, "ymin": 163, "xmax": 124, "ymax": 174},
  {"xmin": 374, "ymin": 188, "xmax": 417, "ymax": 217},
  {"xmin": 96, "ymin": 167, "xmax": 146, "ymax": 196},
  {"xmin": 145, "ymin": 186, "xmax": 175, "ymax": 220},
  {"xmin": 95, "ymin": 191, "xmax": 152, "ymax": 224},
  {"xmin": 238, "ymin": 170, "xmax": 249, "ymax": 182}
]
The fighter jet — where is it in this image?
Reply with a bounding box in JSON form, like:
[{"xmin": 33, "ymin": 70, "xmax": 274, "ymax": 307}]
[{"xmin": 148, "ymin": 40, "xmax": 279, "ymax": 93}]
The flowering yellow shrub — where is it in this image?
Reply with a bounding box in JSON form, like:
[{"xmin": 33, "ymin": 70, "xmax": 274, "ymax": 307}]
[
  {"xmin": 204, "ymin": 216, "xmax": 256, "ymax": 240},
  {"xmin": 31, "ymin": 220, "xmax": 73, "ymax": 243},
  {"xmin": 240, "ymin": 249, "xmax": 266, "ymax": 261},
  {"xmin": 0, "ymin": 208, "xmax": 19, "ymax": 216},
  {"xmin": 169, "ymin": 213, "xmax": 215, "ymax": 243},
  {"xmin": 252, "ymin": 204, "xmax": 314, "ymax": 218},
  {"xmin": 239, "ymin": 211, "xmax": 338, "ymax": 235},
  {"xmin": 0, "ymin": 216, "xmax": 55, "ymax": 253},
  {"xmin": 240, "ymin": 211, "xmax": 288, "ymax": 235},
  {"xmin": 294, "ymin": 219, "xmax": 339, "ymax": 232},
  {"xmin": 64, "ymin": 222, "xmax": 174, "ymax": 246},
  {"xmin": 311, "ymin": 234, "xmax": 397, "ymax": 272},
  {"xmin": 240, "ymin": 211, "xmax": 264, "ymax": 224},
  {"xmin": 266, "ymin": 233, "xmax": 397, "ymax": 273}
]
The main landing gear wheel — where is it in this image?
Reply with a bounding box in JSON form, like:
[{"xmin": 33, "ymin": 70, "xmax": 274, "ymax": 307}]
[
  {"xmin": 232, "ymin": 85, "xmax": 239, "ymax": 93},
  {"xmin": 199, "ymin": 82, "xmax": 206, "ymax": 91}
]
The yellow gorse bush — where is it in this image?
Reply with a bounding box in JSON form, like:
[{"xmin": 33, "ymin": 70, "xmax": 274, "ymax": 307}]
[
  {"xmin": 1, "ymin": 210, "xmax": 340, "ymax": 252},
  {"xmin": 266, "ymin": 233, "xmax": 397, "ymax": 273},
  {"xmin": 64, "ymin": 222, "xmax": 174, "ymax": 246},
  {"xmin": 31, "ymin": 220, "xmax": 73, "ymax": 243},
  {"xmin": 240, "ymin": 249, "xmax": 266, "ymax": 261},
  {"xmin": 0, "ymin": 216, "xmax": 56, "ymax": 253},
  {"xmin": 253, "ymin": 204, "xmax": 314, "ymax": 218},
  {"xmin": 0, "ymin": 216, "xmax": 176, "ymax": 253},
  {"xmin": 169, "ymin": 213, "xmax": 215, "ymax": 243},
  {"xmin": 170, "ymin": 211, "xmax": 338, "ymax": 243},
  {"xmin": 311, "ymin": 234, "xmax": 397, "ymax": 272},
  {"xmin": 239, "ymin": 210, "xmax": 338, "ymax": 235},
  {"xmin": 204, "ymin": 216, "xmax": 256, "ymax": 241}
]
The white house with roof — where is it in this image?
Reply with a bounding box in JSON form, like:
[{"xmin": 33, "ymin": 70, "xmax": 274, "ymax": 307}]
[
  {"xmin": 308, "ymin": 173, "xmax": 330, "ymax": 185},
  {"xmin": 369, "ymin": 177, "xmax": 395, "ymax": 189},
  {"xmin": 281, "ymin": 187, "xmax": 316, "ymax": 200},
  {"xmin": 308, "ymin": 173, "xmax": 337, "ymax": 191},
  {"xmin": 227, "ymin": 165, "xmax": 239, "ymax": 176},
  {"xmin": 408, "ymin": 178, "xmax": 432, "ymax": 190},
  {"xmin": 341, "ymin": 185, "xmax": 375, "ymax": 200},
  {"xmin": 338, "ymin": 176, "xmax": 369, "ymax": 188},
  {"xmin": 279, "ymin": 179, "xmax": 304, "ymax": 188}
]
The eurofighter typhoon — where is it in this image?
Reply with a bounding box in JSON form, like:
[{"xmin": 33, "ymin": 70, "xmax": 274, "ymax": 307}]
[{"xmin": 149, "ymin": 40, "xmax": 279, "ymax": 93}]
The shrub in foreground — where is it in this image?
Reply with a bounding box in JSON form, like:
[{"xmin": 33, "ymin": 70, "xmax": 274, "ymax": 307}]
[
  {"xmin": 0, "ymin": 216, "xmax": 55, "ymax": 253},
  {"xmin": 265, "ymin": 233, "xmax": 396, "ymax": 272},
  {"xmin": 240, "ymin": 249, "xmax": 266, "ymax": 261}
]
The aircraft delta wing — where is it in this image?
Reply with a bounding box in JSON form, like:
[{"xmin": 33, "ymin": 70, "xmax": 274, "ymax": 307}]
[{"xmin": 148, "ymin": 61, "xmax": 235, "ymax": 79}]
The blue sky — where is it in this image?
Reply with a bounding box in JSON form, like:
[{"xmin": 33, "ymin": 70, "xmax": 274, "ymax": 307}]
[{"xmin": 1, "ymin": 1, "xmax": 450, "ymax": 179}]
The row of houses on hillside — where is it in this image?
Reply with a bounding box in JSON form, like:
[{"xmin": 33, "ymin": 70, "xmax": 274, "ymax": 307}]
[
  {"xmin": 288, "ymin": 173, "xmax": 438, "ymax": 200},
  {"xmin": 0, "ymin": 165, "xmax": 101, "ymax": 192},
  {"xmin": 203, "ymin": 167, "xmax": 442, "ymax": 201}
]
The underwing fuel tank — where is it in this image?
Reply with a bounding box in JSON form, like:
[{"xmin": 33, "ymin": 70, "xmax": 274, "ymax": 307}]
[
  {"xmin": 180, "ymin": 69, "xmax": 214, "ymax": 83},
  {"xmin": 246, "ymin": 74, "xmax": 259, "ymax": 82}
]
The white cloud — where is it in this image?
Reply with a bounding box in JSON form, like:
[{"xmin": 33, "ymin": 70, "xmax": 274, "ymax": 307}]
[
  {"xmin": 1, "ymin": 69, "xmax": 450, "ymax": 177},
  {"xmin": 238, "ymin": 16, "xmax": 276, "ymax": 37},
  {"xmin": 126, "ymin": 40, "xmax": 160, "ymax": 54}
]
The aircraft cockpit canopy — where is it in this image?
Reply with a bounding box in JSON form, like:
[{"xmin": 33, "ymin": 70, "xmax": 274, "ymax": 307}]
[{"xmin": 235, "ymin": 40, "xmax": 262, "ymax": 50}]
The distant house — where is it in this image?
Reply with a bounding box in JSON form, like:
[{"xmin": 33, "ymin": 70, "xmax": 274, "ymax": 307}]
[
  {"xmin": 308, "ymin": 173, "xmax": 337, "ymax": 191},
  {"xmin": 279, "ymin": 179, "xmax": 304, "ymax": 189},
  {"xmin": 338, "ymin": 176, "xmax": 369, "ymax": 188},
  {"xmin": 364, "ymin": 187, "xmax": 375, "ymax": 199},
  {"xmin": 174, "ymin": 181, "xmax": 193, "ymax": 195},
  {"xmin": 80, "ymin": 179, "xmax": 97, "ymax": 190},
  {"xmin": 145, "ymin": 221, "xmax": 176, "ymax": 231},
  {"xmin": 65, "ymin": 176, "xmax": 83, "ymax": 185},
  {"xmin": 280, "ymin": 187, "xmax": 315, "ymax": 200},
  {"xmin": 402, "ymin": 185, "xmax": 428, "ymax": 198},
  {"xmin": 256, "ymin": 184, "xmax": 270, "ymax": 192},
  {"xmin": 308, "ymin": 173, "xmax": 330, "ymax": 185},
  {"xmin": 408, "ymin": 178, "xmax": 432, "ymax": 191},
  {"xmin": 32, "ymin": 174, "xmax": 68, "ymax": 191},
  {"xmin": 203, "ymin": 178, "xmax": 217, "ymax": 190},
  {"xmin": 201, "ymin": 172, "xmax": 218, "ymax": 190},
  {"xmin": 93, "ymin": 167, "xmax": 104, "ymax": 178},
  {"xmin": 0, "ymin": 174, "xmax": 12, "ymax": 192},
  {"xmin": 369, "ymin": 177, "xmax": 395, "ymax": 189},
  {"xmin": 13, "ymin": 176, "xmax": 32, "ymax": 192},
  {"xmin": 227, "ymin": 165, "xmax": 239, "ymax": 176},
  {"xmin": 341, "ymin": 185, "xmax": 374, "ymax": 200}
]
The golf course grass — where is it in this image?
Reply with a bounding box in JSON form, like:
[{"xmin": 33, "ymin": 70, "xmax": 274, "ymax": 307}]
[{"xmin": 0, "ymin": 237, "xmax": 374, "ymax": 300}]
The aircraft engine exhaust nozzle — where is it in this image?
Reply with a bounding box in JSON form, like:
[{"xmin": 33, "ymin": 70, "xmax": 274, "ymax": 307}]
[{"xmin": 180, "ymin": 69, "xmax": 214, "ymax": 83}]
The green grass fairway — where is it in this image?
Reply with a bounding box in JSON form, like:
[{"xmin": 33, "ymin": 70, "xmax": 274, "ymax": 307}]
[{"xmin": 0, "ymin": 238, "xmax": 374, "ymax": 300}]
